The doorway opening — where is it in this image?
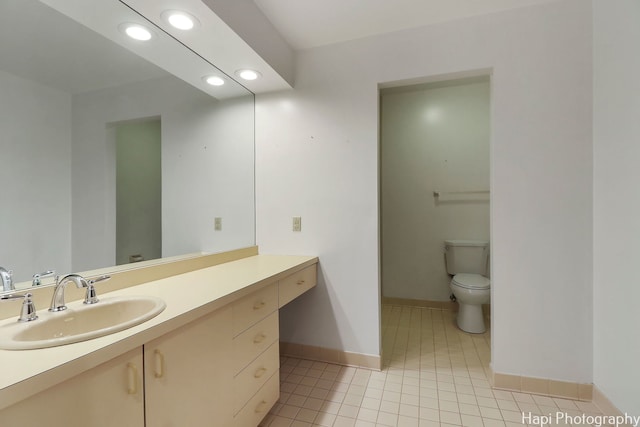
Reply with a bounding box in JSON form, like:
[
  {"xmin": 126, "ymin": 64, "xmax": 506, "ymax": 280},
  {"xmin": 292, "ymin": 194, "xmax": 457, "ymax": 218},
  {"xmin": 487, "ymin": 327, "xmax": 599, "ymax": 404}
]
[
  {"xmin": 379, "ymin": 74, "xmax": 491, "ymax": 372},
  {"xmin": 114, "ymin": 118, "xmax": 162, "ymax": 265}
]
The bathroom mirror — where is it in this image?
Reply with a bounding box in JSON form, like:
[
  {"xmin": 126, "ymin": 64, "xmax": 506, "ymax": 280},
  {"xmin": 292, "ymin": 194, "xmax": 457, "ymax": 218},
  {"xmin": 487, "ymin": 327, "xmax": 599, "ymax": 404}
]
[{"xmin": 0, "ymin": 0, "xmax": 255, "ymax": 290}]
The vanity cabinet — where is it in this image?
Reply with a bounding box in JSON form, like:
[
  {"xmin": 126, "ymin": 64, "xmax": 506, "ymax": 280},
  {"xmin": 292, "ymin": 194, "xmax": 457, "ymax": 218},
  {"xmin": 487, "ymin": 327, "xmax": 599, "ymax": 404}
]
[
  {"xmin": 0, "ymin": 348, "xmax": 145, "ymax": 427},
  {"xmin": 0, "ymin": 257, "xmax": 318, "ymax": 427},
  {"xmin": 144, "ymin": 306, "xmax": 235, "ymax": 426}
]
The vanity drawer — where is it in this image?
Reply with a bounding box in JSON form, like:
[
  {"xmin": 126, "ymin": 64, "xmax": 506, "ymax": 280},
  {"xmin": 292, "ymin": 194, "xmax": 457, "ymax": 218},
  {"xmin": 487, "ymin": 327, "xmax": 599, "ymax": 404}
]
[
  {"xmin": 232, "ymin": 283, "xmax": 277, "ymax": 337},
  {"xmin": 233, "ymin": 341, "xmax": 279, "ymax": 414},
  {"xmin": 233, "ymin": 369, "xmax": 279, "ymax": 427},
  {"xmin": 278, "ymin": 264, "xmax": 317, "ymax": 307},
  {"xmin": 233, "ymin": 311, "xmax": 278, "ymax": 374}
]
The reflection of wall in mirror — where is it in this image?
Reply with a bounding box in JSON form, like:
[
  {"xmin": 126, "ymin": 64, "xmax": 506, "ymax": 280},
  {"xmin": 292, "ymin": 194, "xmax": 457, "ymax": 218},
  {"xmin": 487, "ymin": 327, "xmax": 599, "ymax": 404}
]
[
  {"xmin": 1, "ymin": 71, "xmax": 254, "ymax": 282},
  {"xmin": 72, "ymin": 75, "xmax": 255, "ymax": 274},
  {"xmin": 0, "ymin": 69, "xmax": 73, "ymax": 283}
]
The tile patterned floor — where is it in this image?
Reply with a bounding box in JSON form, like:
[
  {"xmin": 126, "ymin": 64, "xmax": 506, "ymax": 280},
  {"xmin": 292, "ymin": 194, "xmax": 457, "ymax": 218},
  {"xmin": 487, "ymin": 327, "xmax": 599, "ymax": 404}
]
[{"xmin": 260, "ymin": 305, "xmax": 603, "ymax": 427}]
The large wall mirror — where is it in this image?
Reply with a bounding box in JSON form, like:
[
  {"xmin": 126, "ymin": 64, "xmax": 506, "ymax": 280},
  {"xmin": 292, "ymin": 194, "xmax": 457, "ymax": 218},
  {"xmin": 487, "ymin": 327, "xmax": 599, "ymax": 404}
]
[{"xmin": 0, "ymin": 0, "xmax": 255, "ymax": 291}]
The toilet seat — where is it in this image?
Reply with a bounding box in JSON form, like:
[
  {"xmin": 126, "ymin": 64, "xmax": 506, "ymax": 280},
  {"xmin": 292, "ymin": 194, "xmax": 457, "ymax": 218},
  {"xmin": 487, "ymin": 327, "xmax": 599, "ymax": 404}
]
[{"xmin": 452, "ymin": 273, "xmax": 490, "ymax": 290}]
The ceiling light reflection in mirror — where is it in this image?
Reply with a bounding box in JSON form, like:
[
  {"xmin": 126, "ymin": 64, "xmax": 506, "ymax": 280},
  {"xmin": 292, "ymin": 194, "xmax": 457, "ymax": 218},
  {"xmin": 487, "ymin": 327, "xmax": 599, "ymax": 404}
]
[
  {"xmin": 119, "ymin": 22, "xmax": 155, "ymax": 41},
  {"xmin": 40, "ymin": 0, "xmax": 248, "ymax": 100},
  {"xmin": 161, "ymin": 10, "xmax": 199, "ymax": 31}
]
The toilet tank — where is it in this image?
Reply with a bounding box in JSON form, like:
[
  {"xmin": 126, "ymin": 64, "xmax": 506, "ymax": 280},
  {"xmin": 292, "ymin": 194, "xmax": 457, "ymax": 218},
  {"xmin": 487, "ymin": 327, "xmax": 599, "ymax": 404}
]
[{"xmin": 444, "ymin": 240, "xmax": 489, "ymax": 275}]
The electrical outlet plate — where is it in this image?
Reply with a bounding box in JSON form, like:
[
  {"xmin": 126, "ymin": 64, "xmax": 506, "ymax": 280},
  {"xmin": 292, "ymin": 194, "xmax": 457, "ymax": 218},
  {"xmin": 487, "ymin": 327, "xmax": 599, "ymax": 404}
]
[
  {"xmin": 292, "ymin": 216, "xmax": 301, "ymax": 232},
  {"xmin": 214, "ymin": 217, "xmax": 222, "ymax": 231}
]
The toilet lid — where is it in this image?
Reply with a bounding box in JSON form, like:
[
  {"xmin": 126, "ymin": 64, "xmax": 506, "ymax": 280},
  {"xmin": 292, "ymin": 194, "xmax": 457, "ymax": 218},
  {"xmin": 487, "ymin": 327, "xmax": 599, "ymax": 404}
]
[{"xmin": 452, "ymin": 274, "xmax": 490, "ymax": 290}]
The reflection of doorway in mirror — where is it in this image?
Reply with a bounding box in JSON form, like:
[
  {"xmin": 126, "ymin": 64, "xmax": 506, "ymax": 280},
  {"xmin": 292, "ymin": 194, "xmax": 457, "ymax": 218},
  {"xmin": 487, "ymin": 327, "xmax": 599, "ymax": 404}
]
[{"xmin": 115, "ymin": 119, "xmax": 162, "ymax": 266}]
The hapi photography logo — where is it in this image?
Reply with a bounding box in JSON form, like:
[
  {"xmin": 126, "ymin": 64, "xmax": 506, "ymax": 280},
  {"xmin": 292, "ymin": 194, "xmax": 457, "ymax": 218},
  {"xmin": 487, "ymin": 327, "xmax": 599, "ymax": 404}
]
[{"xmin": 522, "ymin": 412, "xmax": 640, "ymax": 427}]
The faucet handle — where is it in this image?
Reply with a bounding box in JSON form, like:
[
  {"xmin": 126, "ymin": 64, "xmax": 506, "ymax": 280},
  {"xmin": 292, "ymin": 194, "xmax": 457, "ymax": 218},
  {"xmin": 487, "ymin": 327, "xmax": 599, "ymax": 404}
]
[
  {"xmin": 32, "ymin": 270, "xmax": 56, "ymax": 287},
  {"xmin": 0, "ymin": 267, "xmax": 14, "ymax": 292},
  {"xmin": 88, "ymin": 275, "xmax": 111, "ymax": 285},
  {"xmin": 84, "ymin": 275, "xmax": 111, "ymax": 305},
  {"xmin": 0, "ymin": 293, "xmax": 38, "ymax": 322}
]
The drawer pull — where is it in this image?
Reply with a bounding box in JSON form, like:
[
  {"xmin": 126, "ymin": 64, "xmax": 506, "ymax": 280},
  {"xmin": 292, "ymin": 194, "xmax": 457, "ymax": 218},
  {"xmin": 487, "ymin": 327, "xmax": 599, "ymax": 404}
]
[
  {"xmin": 254, "ymin": 400, "xmax": 269, "ymax": 413},
  {"xmin": 253, "ymin": 333, "xmax": 267, "ymax": 344},
  {"xmin": 127, "ymin": 363, "xmax": 139, "ymax": 395},
  {"xmin": 254, "ymin": 366, "xmax": 268, "ymax": 378},
  {"xmin": 296, "ymin": 279, "xmax": 305, "ymax": 285},
  {"xmin": 154, "ymin": 349, "xmax": 165, "ymax": 379},
  {"xmin": 253, "ymin": 301, "xmax": 266, "ymax": 310}
]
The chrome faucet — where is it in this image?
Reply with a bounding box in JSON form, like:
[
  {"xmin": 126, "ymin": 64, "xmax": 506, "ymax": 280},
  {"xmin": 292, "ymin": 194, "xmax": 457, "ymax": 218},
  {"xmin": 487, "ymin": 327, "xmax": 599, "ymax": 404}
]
[
  {"xmin": 49, "ymin": 274, "xmax": 89, "ymax": 312},
  {"xmin": 0, "ymin": 293, "xmax": 38, "ymax": 322},
  {"xmin": 0, "ymin": 267, "xmax": 14, "ymax": 292},
  {"xmin": 49, "ymin": 274, "xmax": 111, "ymax": 311}
]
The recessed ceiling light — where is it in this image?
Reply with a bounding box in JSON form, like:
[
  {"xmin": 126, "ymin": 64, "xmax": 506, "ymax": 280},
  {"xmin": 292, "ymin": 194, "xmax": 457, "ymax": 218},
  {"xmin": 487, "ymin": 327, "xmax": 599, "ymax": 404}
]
[
  {"xmin": 235, "ymin": 69, "xmax": 262, "ymax": 81},
  {"xmin": 162, "ymin": 10, "xmax": 199, "ymax": 31},
  {"xmin": 203, "ymin": 75, "xmax": 225, "ymax": 86},
  {"xmin": 119, "ymin": 23, "xmax": 154, "ymax": 41}
]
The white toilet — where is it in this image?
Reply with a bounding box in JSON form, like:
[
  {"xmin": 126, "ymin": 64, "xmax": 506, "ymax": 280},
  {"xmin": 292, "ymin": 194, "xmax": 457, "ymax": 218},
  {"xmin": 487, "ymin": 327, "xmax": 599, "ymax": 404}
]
[{"xmin": 444, "ymin": 240, "xmax": 490, "ymax": 334}]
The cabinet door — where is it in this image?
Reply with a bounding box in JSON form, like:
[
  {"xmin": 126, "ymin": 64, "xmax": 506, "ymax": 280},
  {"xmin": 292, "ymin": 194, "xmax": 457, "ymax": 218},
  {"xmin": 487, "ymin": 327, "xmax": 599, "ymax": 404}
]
[
  {"xmin": 0, "ymin": 348, "xmax": 144, "ymax": 427},
  {"xmin": 144, "ymin": 306, "xmax": 234, "ymax": 427}
]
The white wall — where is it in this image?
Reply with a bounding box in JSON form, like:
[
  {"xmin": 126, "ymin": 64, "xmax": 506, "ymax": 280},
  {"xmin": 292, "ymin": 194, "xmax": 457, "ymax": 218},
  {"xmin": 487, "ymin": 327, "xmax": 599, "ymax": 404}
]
[
  {"xmin": 593, "ymin": 0, "xmax": 640, "ymax": 415},
  {"xmin": 257, "ymin": 0, "xmax": 593, "ymax": 382},
  {"xmin": 0, "ymin": 70, "xmax": 72, "ymax": 283},
  {"xmin": 381, "ymin": 79, "xmax": 490, "ymax": 301},
  {"xmin": 71, "ymin": 76, "xmax": 254, "ymax": 271}
]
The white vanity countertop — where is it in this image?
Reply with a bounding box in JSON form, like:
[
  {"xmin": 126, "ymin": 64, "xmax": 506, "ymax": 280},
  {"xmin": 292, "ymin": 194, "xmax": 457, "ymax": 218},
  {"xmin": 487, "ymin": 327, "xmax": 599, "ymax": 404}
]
[{"xmin": 0, "ymin": 254, "xmax": 317, "ymax": 410}]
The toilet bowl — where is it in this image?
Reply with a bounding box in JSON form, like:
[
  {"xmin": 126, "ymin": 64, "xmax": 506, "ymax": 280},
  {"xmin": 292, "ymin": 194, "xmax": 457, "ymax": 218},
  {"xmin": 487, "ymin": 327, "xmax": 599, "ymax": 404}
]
[
  {"xmin": 450, "ymin": 273, "xmax": 490, "ymax": 334},
  {"xmin": 444, "ymin": 240, "xmax": 490, "ymax": 334}
]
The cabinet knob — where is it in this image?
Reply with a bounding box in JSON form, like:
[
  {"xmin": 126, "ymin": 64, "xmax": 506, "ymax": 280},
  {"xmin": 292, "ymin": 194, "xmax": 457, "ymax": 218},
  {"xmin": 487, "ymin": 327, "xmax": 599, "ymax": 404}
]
[
  {"xmin": 296, "ymin": 280, "xmax": 305, "ymax": 286},
  {"xmin": 254, "ymin": 400, "xmax": 269, "ymax": 413},
  {"xmin": 253, "ymin": 367, "xmax": 268, "ymax": 378},
  {"xmin": 253, "ymin": 333, "xmax": 267, "ymax": 344},
  {"xmin": 253, "ymin": 301, "xmax": 266, "ymax": 310}
]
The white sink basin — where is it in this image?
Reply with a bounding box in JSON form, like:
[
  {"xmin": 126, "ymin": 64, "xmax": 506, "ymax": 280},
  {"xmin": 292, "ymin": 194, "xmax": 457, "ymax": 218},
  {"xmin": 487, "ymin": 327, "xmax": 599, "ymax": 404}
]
[{"xmin": 0, "ymin": 296, "xmax": 166, "ymax": 350}]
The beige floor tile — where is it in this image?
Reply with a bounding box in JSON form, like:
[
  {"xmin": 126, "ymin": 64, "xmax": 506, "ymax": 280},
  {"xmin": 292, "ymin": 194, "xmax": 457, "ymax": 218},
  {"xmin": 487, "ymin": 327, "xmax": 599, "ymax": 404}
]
[
  {"xmin": 338, "ymin": 404, "xmax": 360, "ymax": 418},
  {"xmin": 440, "ymin": 410, "xmax": 462, "ymax": 425},
  {"xmin": 333, "ymin": 416, "xmax": 357, "ymax": 427},
  {"xmin": 458, "ymin": 403, "xmax": 481, "ymax": 416},
  {"xmin": 379, "ymin": 399, "xmax": 401, "ymax": 414},
  {"xmin": 377, "ymin": 410, "xmax": 400, "ymax": 426},
  {"xmin": 397, "ymin": 415, "xmax": 420, "ymax": 427},
  {"xmin": 460, "ymin": 414, "xmax": 484, "ymax": 427},
  {"xmin": 314, "ymin": 412, "xmax": 337, "ymax": 426},
  {"xmin": 270, "ymin": 305, "xmax": 594, "ymax": 427},
  {"xmin": 297, "ymin": 409, "xmax": 319, "ymax": 423},
  {"xmin": 357, "ymin": 407, "xmax": 379, "ymax": 423}
]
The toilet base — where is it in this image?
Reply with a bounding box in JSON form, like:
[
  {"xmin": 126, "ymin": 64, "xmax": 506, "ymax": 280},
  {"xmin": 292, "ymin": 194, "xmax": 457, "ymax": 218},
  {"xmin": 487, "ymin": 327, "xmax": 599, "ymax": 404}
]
[{"xmin": 456, "ymin": 303, "xmax": 486, "ymax": 334}]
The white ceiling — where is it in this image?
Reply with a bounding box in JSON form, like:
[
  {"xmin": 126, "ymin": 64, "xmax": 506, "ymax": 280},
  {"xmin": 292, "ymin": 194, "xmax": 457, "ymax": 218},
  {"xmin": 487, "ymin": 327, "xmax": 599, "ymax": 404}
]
[
  {"xmin": 2, "ymin": 0, "xmax": 563, "ymax": 96},
  {"xmin": 253, "ymin": 0, "xmax": 560, "ymax": 50}
]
